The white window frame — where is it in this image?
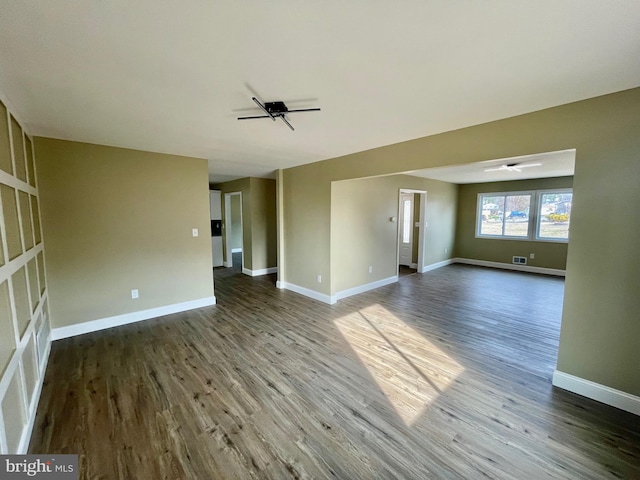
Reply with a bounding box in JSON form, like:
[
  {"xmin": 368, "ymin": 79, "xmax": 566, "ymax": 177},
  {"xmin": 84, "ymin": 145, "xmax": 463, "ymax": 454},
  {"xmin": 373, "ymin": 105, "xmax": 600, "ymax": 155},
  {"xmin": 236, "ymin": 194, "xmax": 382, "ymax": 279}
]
[
  {"xmin": 475, "ymin": 191, "xmax": 534, "ymax": 241},
  {"xmin": 476, "ymin": 188, "xmax": 572, "ymax": 243},
  {"xmin": 535, "ymin": 188, "xmax": 573, "ymax": 243}
]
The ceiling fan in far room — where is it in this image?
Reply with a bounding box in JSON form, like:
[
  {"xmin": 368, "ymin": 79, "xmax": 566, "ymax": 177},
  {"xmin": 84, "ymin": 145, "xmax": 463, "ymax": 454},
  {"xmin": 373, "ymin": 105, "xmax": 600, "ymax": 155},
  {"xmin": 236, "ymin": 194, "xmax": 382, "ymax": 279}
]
[
  {"xmin": 237, "ymin": 96, "xmax": 321, "ymax": 131},
  {"xmin": 484, "ymin": 162, "xmax": 542, "ymax": 173}
]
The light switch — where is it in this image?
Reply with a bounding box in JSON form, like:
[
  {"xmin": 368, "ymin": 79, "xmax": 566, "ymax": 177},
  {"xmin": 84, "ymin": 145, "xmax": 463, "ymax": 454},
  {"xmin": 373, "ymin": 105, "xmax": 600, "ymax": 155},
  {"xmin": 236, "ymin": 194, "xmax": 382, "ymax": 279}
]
[{"xmin": 192, "ymin": 228, "xmax": 199, "ymax": 237}]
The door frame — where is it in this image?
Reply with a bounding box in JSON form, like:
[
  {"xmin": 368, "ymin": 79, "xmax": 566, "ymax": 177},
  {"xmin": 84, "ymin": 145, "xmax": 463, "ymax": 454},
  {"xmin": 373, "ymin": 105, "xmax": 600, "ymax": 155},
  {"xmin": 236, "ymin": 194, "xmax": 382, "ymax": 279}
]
[
  {"xmin": 397, "ymin": 189, "xmax": 427, "ymax": 275},
  {"xmin": 398, "ymin": 191, "xmax": 415, "ymax": 268},
  {"xmin": 224, "ymin": 192, "xmax": 244, "ymax": 269}
]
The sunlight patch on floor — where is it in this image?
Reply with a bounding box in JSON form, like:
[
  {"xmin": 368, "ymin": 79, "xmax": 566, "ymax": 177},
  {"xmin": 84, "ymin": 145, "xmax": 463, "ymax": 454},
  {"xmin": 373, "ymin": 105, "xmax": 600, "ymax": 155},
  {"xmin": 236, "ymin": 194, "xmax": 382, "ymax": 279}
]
[{"xmin": 334, "ymin": 304, "xmax": 464, "ymax": 426}]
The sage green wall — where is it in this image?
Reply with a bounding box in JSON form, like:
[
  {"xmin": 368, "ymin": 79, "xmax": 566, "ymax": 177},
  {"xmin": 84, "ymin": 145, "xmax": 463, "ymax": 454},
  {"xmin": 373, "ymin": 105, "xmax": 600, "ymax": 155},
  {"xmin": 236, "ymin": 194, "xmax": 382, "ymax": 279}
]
[
  {"xmin": 213, "ymin": 177, "xmax": 277, "ymax": 272},
  {"xmin": 250, "ymin": 177, "xmax": 277, "ymax": 270},
  {"xmin": 230, "ymin": 195, "xmax": 242, "ymax": 250},
  {"xmin": 282, "ymin": 87, "xmax": 640, "ymax": 397},
  {"xmin": 283, "ymin": 163, "xmax": 332, "ymax": 294},
  {"xmin": 331, "ymin": 175, "xmax": 457, "ymax": 294},
  {"xmin": 455, "ymin": 176, "xmax": 573, "ymax": 270},
  {"xmin": 35, "ymin": 138, "xmax": 214, "ymax": 328},
  {"xmin": 556, "ymin": 111, "xmax": 640, "ymax": 396}
]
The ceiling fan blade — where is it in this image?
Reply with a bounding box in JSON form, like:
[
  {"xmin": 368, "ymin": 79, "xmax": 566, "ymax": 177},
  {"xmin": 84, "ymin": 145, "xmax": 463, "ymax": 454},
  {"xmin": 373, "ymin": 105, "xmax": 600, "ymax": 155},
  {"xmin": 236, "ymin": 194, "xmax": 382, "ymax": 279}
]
[
  {"xmin": 237, "ymin": 115, "xmax": 272, "ymax": 120},
  {"xmin": 252, "ymin": 97, "xmax": 276, "ymax": 121},
  {"xmin": 484, "ymin": 162, "xmax": 542, "ymax": 172},
  {"xmin": 285, "ymin": 108, "xmax": 322, "ymax": 114},
  {"xmin": 280, "ymin": 115, "xmax": 295, "ymax": 131},
  {"xmin": 518, "ymin": 163, "xmax": 542, "ymax": 169}
]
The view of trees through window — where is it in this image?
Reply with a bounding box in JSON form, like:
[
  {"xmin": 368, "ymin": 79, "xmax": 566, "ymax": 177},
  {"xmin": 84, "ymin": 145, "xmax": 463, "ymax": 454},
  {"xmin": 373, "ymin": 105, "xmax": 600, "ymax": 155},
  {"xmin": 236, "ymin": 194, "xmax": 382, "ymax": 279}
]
[
  {"xmin": 538, "ymin": 191, "xmax": 572, "ymax": 240},
  {"xmin": 478, "ymin": 189, "xmax": 572, "ymax": 241},
  {"xmin": 479, "ymin": 194, "xmax": 531, "ymax": 237}
]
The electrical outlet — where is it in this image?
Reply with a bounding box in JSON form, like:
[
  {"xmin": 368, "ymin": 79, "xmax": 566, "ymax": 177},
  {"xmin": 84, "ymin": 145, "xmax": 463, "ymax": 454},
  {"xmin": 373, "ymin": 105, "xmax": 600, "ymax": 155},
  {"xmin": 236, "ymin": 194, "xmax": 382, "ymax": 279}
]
[
  {"xmin": 317, "ymin": 275, "xmax": 322, "ymax": 283},
  {"xmin": 368, "ymin": 265, "xmax": 373, "ymax": 273},
  {"xmin": 192, "ymin": 228, "xmax": 199, "ymax": 237},
  {"xmin": 444, "ymin": 248, "xmax": 448, "ymax": 254},
  {"xmin": 131, "ymin": 289, "xmax": 139, "ymax": 299},
  {"xmin": 530, "ymin": 253, "xmax": 535, "ymax": 259}
]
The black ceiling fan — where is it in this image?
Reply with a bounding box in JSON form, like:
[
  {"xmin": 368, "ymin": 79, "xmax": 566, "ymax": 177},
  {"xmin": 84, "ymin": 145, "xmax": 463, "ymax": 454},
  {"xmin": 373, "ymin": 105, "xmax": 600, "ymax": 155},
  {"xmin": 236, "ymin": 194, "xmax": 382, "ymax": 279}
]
[{"xmin": 237, "ymin": 97, "xmax": 320, "ymax": 131}]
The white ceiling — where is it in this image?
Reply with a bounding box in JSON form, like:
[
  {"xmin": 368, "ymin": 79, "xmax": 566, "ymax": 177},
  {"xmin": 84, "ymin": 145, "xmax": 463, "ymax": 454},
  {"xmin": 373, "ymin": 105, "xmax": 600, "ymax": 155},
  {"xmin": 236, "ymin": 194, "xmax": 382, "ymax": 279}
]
[
  {"xmin": 0, "ymin": 2, "xmax": 638, "ymax": 184},
  {"xmin": 408, "ymin": 149, "xmax": 575, "ymax": 184}
]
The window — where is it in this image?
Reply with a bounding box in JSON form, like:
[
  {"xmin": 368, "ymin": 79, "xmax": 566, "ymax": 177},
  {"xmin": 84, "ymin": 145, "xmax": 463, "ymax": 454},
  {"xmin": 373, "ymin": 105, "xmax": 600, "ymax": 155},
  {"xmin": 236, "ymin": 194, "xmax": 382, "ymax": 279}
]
[
  {"xmin": 478, "ymin": 192, "xmax": 532, "ymax": 238},
  {"xmin": 536, "ymin": 190, "xmax": 572, "ymax": 241},
  {"xmin": 402, "ymin": 199, "xmax": 412, "ymax": 243},
  {"xmin": 477, "ymin": 189, "xmax": 572, "ymax": 242}
]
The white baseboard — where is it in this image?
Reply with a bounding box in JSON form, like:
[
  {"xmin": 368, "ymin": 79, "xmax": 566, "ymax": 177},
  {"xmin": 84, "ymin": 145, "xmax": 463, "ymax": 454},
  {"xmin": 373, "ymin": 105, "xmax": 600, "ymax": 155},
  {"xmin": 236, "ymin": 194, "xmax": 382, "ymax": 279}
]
[
  {"xmin": 242, "ymin": 267, "xmax": 278, "ymax": 277},
  {"xmin": 277, "ymin": 281, "xmax": 336, "ymax": 305},
  {"xmin": 18, "ymin": 339, "xmax": 52, "ymax": 454},
  {"xmin": 335, "ymin": 276, "xmax": 398, "ymax": 301},
  {"xmin": 419, "ymin": 258, "xmax": 454, "ymax": 273},
  {"xmin": 409, "ymin": 263, "xmax": 418, "ymax": 269},
  {"xmin": 223, "ymin": 260, "xmax": 232, "ymax": 268},
  {"xmin": 231, "ymin": 248, "xmax": 243, "ymax": 253},
  {"xmin": 454, "ymin": 257, "xmax": 566, "ymax": 276},
  {"xmin": 553, "ymin": 370, "xmax": 640, "ymax": 416},
  {"xmin": 51, "ymin": 296, "xmax": 217, "ymax": 340}
]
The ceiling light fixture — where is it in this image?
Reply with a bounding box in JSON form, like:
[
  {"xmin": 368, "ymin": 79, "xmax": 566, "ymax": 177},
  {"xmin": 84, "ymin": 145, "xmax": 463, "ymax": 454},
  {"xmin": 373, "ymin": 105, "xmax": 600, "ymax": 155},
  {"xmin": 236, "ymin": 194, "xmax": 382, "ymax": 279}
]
[
  {"xmin": 237, "ymin": 96, "xmax": 321, "ymax": 131},
  {"xmin": 484, "ymin": 162, "xmax": 542, "ymax": 173}
]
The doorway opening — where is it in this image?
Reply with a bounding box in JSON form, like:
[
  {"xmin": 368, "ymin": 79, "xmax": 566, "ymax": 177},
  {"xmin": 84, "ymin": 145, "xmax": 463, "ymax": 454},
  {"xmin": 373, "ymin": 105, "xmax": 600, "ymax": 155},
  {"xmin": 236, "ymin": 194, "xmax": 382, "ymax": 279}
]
[
  {"xmin": 397, "ymin": 189, "xmax": 426, "ymax": 277},
  {"xmin": 224, "ymin": 192, "xmax": 244, "ymax": 272},
  {"xmin": 210, "ymin": 190, "xmax": 224, "ymax": 269}
]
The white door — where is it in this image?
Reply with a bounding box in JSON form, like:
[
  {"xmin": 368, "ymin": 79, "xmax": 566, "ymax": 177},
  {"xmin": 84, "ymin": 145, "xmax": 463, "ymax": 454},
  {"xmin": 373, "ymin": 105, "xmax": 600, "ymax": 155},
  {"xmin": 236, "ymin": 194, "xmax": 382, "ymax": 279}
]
[{"xmin": 399, "ymin": 193, "xmax": 414, "ymax": 267}]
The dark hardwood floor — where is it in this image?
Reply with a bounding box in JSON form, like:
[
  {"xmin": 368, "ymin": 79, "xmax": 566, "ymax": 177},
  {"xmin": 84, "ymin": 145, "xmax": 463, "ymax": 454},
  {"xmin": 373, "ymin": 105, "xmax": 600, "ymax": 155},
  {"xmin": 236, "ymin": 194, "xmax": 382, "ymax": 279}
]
[
  {"xmin": 398, "ymin": 264, "xmax": 417, "ymax": 277},
  {"xmin": 30, "ymin": 265, "xmax": 640, "ymax": 479}
]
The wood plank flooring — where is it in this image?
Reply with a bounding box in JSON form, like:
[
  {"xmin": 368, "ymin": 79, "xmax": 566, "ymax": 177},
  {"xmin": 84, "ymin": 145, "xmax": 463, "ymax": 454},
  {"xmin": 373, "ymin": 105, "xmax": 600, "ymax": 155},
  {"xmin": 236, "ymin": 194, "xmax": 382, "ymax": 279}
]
[{"xmin": 30, "ymin": 265, "xmax": 640, "ymax": 479}]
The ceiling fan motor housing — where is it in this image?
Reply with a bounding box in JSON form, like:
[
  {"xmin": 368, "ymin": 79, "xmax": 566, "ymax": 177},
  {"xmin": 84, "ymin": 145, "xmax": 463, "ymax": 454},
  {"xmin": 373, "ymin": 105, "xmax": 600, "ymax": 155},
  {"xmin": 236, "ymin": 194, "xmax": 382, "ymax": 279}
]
[{"xmin": 265, "ymin": 101, "xmax": 288, "ymax": 115}]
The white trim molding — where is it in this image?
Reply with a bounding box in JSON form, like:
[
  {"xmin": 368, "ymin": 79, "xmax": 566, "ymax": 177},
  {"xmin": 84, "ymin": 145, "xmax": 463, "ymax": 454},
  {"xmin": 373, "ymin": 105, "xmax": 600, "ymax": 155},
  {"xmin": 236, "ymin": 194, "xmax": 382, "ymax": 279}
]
[
  {"xmin": 231, "ymin": 248, "xmax": 243, "ymax": 253},
  {"xmin": 454, "ymin": 257, "xmax": 565, "ymax": 276},
  {"xmin": 276, "ymin": 281, "xmax": 336, "ymax": 305},
  {"xmin": 335, "ymin": 276, "xmax": 398, "ymax": 301},
  {"xmin": 419, "ymin": 259, "xmax": 454, "ymax": 273},
  {"xmin": 18, "ymin": 339, "xmax": 51, "ymax": 454},
  {"xmin": 51, "ymin": 296, "xmax": 217, "ymax": 340},
  {"xmin": 553, "ymin": 370, "xmax": 640, "ymax": 416},
  {"xmin": 242, "ymin": 267, "xmax": 278, "ymax": 277}
]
